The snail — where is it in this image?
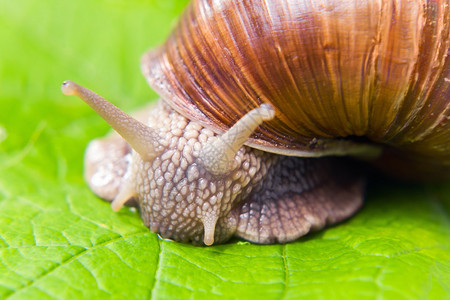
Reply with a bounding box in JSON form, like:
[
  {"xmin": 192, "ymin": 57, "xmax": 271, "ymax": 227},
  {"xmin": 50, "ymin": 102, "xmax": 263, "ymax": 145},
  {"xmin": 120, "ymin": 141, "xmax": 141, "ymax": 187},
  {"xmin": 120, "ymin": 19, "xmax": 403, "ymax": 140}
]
[{"xmin": 62, "ymin": 0, "xmax": 449, "ymax": 245}]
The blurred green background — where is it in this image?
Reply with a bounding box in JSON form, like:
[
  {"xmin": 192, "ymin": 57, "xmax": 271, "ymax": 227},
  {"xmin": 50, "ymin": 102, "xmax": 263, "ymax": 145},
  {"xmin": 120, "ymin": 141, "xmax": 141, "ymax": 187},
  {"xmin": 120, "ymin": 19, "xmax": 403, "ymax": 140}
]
[{"xmin": 0, "ymin": 0, "xmax": 449, "ymax": 299}]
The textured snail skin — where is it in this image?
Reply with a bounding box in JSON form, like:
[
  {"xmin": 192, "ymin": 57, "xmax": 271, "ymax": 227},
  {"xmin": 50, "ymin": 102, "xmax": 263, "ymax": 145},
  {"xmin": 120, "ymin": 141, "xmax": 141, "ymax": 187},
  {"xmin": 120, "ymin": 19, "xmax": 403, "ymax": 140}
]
[
  {"xmin": 84, "ymin": 101, "xmax": 364, "ymax": 245},
  {"xmin": 144, "ymin": 0, "xmax": 450, "ymax": 175}
]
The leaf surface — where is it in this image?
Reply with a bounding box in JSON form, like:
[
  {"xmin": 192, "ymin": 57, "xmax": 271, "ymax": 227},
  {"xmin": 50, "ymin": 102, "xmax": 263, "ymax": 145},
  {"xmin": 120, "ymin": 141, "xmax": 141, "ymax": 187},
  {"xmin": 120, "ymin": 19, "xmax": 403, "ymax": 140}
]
[{"xmin": 0, "ymin": 0, "xmax": 449, "ymax": 299}]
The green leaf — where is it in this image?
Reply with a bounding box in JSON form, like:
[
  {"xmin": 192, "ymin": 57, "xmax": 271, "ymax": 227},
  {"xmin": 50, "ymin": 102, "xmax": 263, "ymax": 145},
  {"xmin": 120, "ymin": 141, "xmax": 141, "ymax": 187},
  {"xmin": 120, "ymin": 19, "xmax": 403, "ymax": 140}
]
[{"xmin": 0, "ymin": 0, "xmax": 449, "ymax": 299}]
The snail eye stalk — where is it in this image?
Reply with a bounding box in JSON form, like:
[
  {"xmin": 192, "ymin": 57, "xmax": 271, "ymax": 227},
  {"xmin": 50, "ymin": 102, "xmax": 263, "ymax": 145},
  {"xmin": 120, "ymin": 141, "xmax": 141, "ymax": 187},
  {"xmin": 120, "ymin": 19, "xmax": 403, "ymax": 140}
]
[
  {"xmin": 199, "ymin": 103, "xmax": 275, "ymax": 175},
  {"xmin": 61, "ymin": 81, "xmax": 159, "ymax": 161}
]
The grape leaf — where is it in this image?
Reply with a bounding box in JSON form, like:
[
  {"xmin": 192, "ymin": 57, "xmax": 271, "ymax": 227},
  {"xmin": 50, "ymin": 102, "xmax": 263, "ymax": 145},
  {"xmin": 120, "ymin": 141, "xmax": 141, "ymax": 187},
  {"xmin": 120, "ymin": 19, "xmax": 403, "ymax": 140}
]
[{"xmin": 0, "ymin": 0, "xmax": 449, "ymax": 299}]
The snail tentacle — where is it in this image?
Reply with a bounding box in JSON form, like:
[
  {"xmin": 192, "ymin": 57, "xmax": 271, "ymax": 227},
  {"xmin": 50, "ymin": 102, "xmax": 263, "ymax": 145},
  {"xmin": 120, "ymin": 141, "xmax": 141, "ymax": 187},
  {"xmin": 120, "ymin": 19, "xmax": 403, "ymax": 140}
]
[
  {"xmin": 61, "ymin": 81, "xmax": 160, "ymax": 161},
  {"xmin": 111, "ymin": 164, "xmax": 137, "ymax": 211},
  {"xmin": 202, "ymin": 212, "xmax": 219, "ymax": 246},
  {"xmin": 199, "ymin": 103, "xmax": 275, "ymax": 175}
]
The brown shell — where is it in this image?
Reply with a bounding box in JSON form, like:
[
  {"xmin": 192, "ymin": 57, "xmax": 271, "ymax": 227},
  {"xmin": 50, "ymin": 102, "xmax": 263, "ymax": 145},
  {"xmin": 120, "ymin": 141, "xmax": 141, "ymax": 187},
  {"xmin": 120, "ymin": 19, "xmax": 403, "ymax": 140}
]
[{"xmin": 142, "ymin": 0, "xmax": 450, "ymax": 175}]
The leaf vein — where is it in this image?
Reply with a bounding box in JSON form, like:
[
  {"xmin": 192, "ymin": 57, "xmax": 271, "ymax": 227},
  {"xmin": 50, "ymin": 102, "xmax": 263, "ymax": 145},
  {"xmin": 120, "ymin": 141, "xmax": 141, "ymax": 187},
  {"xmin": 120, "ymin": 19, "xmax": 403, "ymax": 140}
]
[
  {"xmin": 279, "ymin": 244, "xmax": 288, "ymax": 300},
  {"xmin": 148, "ymin": 238, "xmax": 161, "ymax": 300},
  {"xmin": 5, "ymin": 230, "xmax": 147, "ymax": 299}
]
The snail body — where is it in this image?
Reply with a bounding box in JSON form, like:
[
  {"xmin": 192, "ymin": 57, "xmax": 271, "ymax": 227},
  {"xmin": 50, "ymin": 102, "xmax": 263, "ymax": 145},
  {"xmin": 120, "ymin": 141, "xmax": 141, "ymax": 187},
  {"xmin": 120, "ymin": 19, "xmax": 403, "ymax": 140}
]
[{"xmin": 63, "ymin": 0, "xmax": 449, "ymax": 245}]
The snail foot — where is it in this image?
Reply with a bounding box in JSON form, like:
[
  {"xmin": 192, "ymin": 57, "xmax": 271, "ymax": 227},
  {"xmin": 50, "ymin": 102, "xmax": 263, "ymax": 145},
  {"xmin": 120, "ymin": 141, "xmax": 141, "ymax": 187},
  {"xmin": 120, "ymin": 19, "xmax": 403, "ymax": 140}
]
[{"xmin": 235, "ymin": 157, "xmax": 365, "ymax": 244}]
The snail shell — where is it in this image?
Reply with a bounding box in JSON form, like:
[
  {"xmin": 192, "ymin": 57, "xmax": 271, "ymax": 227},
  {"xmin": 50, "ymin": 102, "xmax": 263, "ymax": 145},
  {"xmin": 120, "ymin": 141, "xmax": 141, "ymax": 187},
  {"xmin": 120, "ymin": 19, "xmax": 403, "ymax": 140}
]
[
  {"xmin": 143, "ymin": 0, "xmax": 450, "ymax": 177},
  {"xmin": 63, "ymin": 0, "xmax": 449, "ymax": 246}
]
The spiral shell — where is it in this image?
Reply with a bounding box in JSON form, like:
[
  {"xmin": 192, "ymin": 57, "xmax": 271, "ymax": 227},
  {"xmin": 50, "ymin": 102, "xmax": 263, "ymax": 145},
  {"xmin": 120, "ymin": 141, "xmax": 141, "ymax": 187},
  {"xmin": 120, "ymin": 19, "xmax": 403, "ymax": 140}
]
[{"xmin": 142, "ymin": 0, "xmax": 449, "ymax": 175}]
